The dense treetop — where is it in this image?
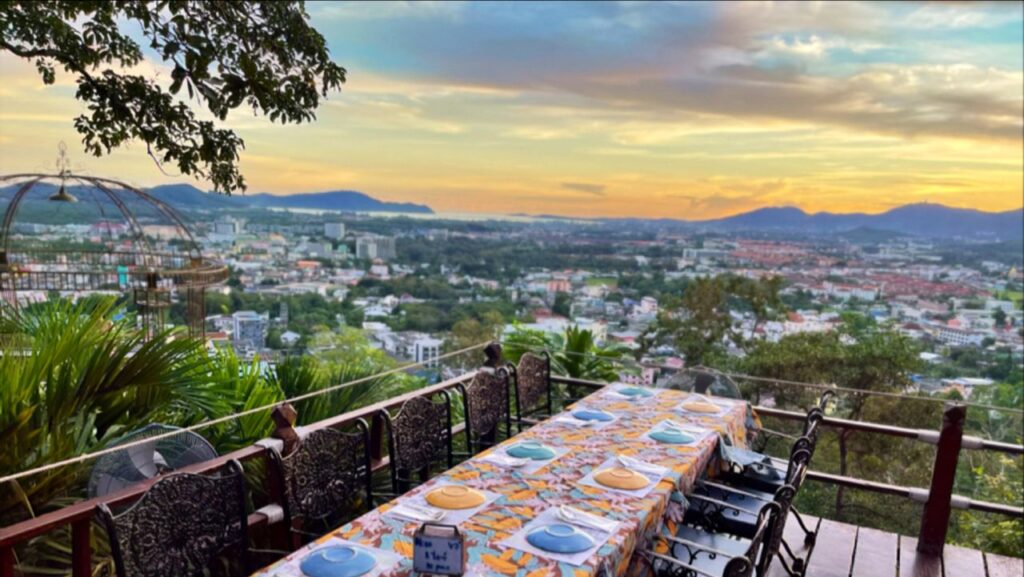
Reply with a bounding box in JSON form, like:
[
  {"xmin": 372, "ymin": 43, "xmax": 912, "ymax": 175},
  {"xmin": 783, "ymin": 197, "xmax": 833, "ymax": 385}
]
[{"xmin": 0, "ymin": 1, "xmax": 345, "ymax": 192}]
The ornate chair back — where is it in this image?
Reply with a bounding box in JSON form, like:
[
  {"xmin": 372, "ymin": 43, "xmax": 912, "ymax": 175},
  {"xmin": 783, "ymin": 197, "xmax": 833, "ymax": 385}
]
[
  {"xmin": 509, "ymin": 351, "xmax": 552, "ymax": 427},
  {"xmin": 269, "ymin": 423, "xmax": 372, "ymax": 533},
  {"xmin": 460, "ymin": 368, "xmax": 510, "ymax": 452},
  {"xmin": 383, "ymin": 392, "xmax": 453, "ymax": 493},
  {"xmin": 96, "ymin": 460, "xmax": 249, "ymax": 577}
]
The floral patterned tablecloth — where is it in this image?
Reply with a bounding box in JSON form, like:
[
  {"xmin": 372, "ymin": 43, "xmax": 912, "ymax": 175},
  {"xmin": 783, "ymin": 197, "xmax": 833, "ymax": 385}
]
[{"xmin": 253, "ymin": 386, "xmax": 748, "ymax": 577}]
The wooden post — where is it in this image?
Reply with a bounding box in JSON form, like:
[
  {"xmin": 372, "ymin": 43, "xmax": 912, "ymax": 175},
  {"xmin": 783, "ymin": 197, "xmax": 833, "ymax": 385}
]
[
  {"xmin": 370, "ymin": 412, "xmax": 386, "ymax": 463},
  {"xmin": 1, "ymin": 545, "xmax": 14, "ymax": 577},
  {"xmin": 483, "ymin": 342, "xmax": 503, "ymax": 368},
  {"xmin": 266, "ymin": 405, "xmax": 296, "ymax": 550},
  {"xmin": 70, "ymin": 518, "xmax": 91, "ymax": 577},
  {"xmin": 917, "ymin": 403, "xmax": 966, "ymax": 556},
  {"xmin": 271, "ymin": 403, "xmax": 300, "ymax": 456}
]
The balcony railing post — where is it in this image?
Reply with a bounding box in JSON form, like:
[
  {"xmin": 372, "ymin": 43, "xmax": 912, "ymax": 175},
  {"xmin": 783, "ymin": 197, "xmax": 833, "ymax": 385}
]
[
  {"xmin": 271, "ymin": 403, "xmax": 300, "ymax": 455},
  {"xmin": 917, "ymin": 402, "xmax": 966, "ymax": 556},
  {"xmin": 370, "ymin": 412, "xmax": 386, "ymax": 463},
  {"xmin": 70, "ymin": 518, "xmax": 91, "ymax": 577},
  {"xmin": 269, "ymin": 403, "xmax": 298, "ymax": 549},
  {"xmin": 1, "ymin": 545, "xmax": 14, "ymax": 577}
]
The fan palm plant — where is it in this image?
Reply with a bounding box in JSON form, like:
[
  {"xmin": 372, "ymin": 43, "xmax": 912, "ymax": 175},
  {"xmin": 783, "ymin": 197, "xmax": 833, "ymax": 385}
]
[
  {"xmin": 503, "ymin": 324, "xmax": 627, "ymax": 382},
  {"xmin": 0, "ymin": 298, "xmax": 215, "ymax": 526},
  {"xmin": 270, "ymin": 347, "xmax": 424, "ymax": 426}
]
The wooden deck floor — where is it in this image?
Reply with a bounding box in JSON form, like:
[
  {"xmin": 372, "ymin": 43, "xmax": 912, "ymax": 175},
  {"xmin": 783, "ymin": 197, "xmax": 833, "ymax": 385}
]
[{"xmin": 766, "ymin": 514, "xmax": 1023, "ymax": 577}]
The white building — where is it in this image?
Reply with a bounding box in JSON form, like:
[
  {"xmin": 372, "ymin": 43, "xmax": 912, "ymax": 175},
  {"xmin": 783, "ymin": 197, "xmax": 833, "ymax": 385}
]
[
  {"xmin": 932, "ymin": 324, "xmax": 985, "ymax": 347},
  {"xmin": 414, "ymin": 337, "xmax": 443, "ymax": 368},
  {"xmin": 638, "ymin": 296, "xmax": 659, "ymax": 315},
  {"xmin": 324, "ymin": 222, "xmax": 346, "ymax": 239},
  {"xmin": 356, "ymin": 235, "xmax": 397, "ymax": 260},
  {"xmin": 280, "ymin": 331, "xmax": 301, "ymax": 347},
  {"xmin": 232, "ymin": 310, "xmax": 269, "ymax": 348}
]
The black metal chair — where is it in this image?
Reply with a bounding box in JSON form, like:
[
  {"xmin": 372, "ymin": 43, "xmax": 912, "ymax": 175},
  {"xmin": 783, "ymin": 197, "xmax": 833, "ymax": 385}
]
[
  {"xmin": 267, "ymin": 423, "xmax": 372, "ymax": 547},
  {"xmin": 728, "ymin": 390, "xmax": 834, "ymax": 492},
  {"xmin": 381, "ymin": 392, "xmax": 453, "ymax": 494},
  {"xmin": 645, "ymin": 501, "xmax": 781, "ymax": 577},
  {"xmin": 96, "ymin": 460, "xmax": 251, "ymax": 577},
  {"xmin": 750, "ymin": 390, "xmax": 834, "ymax": 452},
  {"xmin": 721, "ymin": 421, "xmax": 819, "ymax": 494},
  {"xmin": 457, "ymin": 367, "xmax": 511, "ymax": 456},
  {"xmin": 507, "ymin": 351, "xmax": 553, "ymax": 431},
  {"xmin": 693, "ymin": 448, "xmax": 813, "ymax": 576}
]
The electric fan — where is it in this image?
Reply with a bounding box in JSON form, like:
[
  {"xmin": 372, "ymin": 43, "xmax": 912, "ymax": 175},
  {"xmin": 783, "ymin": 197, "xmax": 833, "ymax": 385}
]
[{"xmin": 88, "ymin": 424, "xmax": 219, "ymax": 498}]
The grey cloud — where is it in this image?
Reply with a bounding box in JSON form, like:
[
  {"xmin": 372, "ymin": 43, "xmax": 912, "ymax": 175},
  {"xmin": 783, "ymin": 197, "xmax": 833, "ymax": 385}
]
[
  {"xmin": 319, "ymin": 2, "xmax": 1022, "ymax": 143},
  {"xmin": 561, "ymin": 182, "xmax": 607, "ymax": 195}
]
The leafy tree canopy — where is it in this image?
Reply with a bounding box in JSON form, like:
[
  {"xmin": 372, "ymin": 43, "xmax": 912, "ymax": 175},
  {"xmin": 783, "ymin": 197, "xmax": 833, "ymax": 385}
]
[{"xmin": 0, "ymin": 1, "xmax": 345, "ymax": 192}]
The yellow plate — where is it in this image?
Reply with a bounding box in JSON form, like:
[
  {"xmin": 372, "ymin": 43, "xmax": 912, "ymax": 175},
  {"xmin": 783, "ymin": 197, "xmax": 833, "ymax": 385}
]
[
  {"xmin": 682, "ymin": 401, "xmax": 720, "ymax": 413},
  {"xmin": 594, "ymin": 467, "xmax": 649, "ymax": 490},
  {"xmin": 424, "ymin": 485, "xmax": 486, "ymax": 510}
]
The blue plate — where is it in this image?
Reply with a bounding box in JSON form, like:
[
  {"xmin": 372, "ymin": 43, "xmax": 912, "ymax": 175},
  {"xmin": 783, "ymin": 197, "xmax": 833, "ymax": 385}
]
[
  {"xmin": 507, "ymin": 441, "xmax": 556, "ymax": 460},
  {"xmin": 650, "ymin": 427, "xmax": 695, "ymax": 444},
  {"xmin": 300, "ymin": 545, "xmax": 377, "ymax": 577},
  {"xmin": 618, "ymin": 387, "xmax": 653, "ymax": 397},
  {"xmin": 526, "ymin": 523, "xmax": 596, "ymax": 553},
  {"xmin": 572, "ymin": 409, "xmax": 614, "ymax": 422}
]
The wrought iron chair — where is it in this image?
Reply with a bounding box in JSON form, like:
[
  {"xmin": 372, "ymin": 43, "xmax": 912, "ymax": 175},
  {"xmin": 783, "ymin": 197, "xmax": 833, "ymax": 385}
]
[
  {"xmin": 267, "ymin": 423, "xmax": 373, "ymax": 547},
  {"xmin": 381, "ymin": 392, "xmax": 453, "ymax": 494},
  {"xmin": 457, "ymin": 367, "xmax": 511, "ymax": 456},
  {"xmin": 645, "ymin": 501, "xmax": 781, "ymax": 577},
  {"xmin": 507, "ymin": 351, "xmax": 553, "ymax": 431},
  {"xmin": 693, "ymin": 449, "xmax": 813, "ymax": 576},
  {"xmin": 95, "ymin": 460, "xmax": 251, "ymax": 577},
  {"xmin": 729, "ymin": 390, "xmax": 834, "ymax": 490},
  {"xmin": 714, "ymin": 411, "xmax": 824, "ymax": 563}
]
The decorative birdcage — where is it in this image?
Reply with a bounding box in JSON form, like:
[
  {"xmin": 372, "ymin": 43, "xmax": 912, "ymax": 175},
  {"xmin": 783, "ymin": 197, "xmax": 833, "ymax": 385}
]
[{"xmin": 0, "ymin": 146, "xmax": 228, "ymax": 339}]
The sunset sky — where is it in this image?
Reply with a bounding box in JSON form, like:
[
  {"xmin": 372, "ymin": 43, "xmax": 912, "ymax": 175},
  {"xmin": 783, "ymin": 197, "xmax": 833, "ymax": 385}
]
[{"xmin": 1, "ymin": 1, "xmax": 1022, "ymax": 219}]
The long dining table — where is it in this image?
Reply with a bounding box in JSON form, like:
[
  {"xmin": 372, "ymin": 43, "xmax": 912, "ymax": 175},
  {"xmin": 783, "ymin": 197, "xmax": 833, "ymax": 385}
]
[{"xmin": 254, "ymin": 384, "xmax": 749, "ymax": 577}]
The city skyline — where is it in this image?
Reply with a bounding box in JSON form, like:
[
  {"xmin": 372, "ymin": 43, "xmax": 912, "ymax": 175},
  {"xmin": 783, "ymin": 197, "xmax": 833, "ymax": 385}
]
[{"xmin": 1, "ymin": 1, "xmax": 1022, "ymax": 219}]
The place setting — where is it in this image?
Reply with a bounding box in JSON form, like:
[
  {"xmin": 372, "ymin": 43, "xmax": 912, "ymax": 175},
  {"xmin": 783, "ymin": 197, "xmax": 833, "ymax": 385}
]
[
  {"xmin": 500, "ymin": 504, "xmax": 621, "ymax": 566},
  {"xmin": 266, "ymin": 536, "xmax": 403, "ymax": 577},
  {"xmin": 641, "ymin": 419, "xmax": 715, "ymax": 445},
  {"xmin": 384, "ymin": 483, "xmax": 502, "ymax": 526},
  {"xmin": 479, "ymin": 440, "xmax": 572, "ymax": 474},
  {"xmin": 676, "ymin": 393, "xmax": 730, "ymax": 415},
  {"xmin": 552, "ymin": 406, "xmax": 619, "ymax": 429},
  {"xmin": 603, "ymin": 384, "xmax": 661, "ymax": 402},
  {"xmin": 576, "ymin": 454, "xmax": 668, "ymax": 498}
]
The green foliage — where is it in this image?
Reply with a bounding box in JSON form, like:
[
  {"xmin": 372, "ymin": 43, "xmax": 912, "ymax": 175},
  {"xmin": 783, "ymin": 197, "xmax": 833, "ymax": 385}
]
[
  {"xmin": 269, "ymin": 354, "xmax": 418, "ymax": 426},
  {"xmin": 740, "ymin": 323, "xmax": 926, "ymax": 528},
  {"xmin": 650, "ymin": 274, "xmax": 785, "ymax": 366},
  {"xmin": 503, "ymin": 325, "xmax": 627, "ymax": 382},
  {"xmin": 1, "ymin": 297, "xmax": 425, "ymax": 575},
  {"xmin": 956, "ymin": 456, "xmax": 1024, "ymax": 557},
  {"xmin": 0, "ymin": 1, "xmax": 344, "ymax": 192},
  {"xmin": 552, "ymin": 291, "xmax": 572, "ymax": 318},
  {"xmin": 0, "ymin": 298, "xmax": 211, "ymax": 524},
  {"xmin": 448, "ymin": 311, "xmax": 504, "ymax": 355}
]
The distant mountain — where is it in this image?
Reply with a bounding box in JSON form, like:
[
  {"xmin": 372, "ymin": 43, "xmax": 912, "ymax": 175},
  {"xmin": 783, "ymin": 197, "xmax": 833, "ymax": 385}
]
[
  {"xmin": 146, "ymin": 184, "xmax": 432, "ymax": 214},
  {"xmin": 242, "ymin": 190, "xmax": 432, "ymax": 214},
  {"xmin": 147, "ymin": 184, "xmax": 237, "ymax": 209},
  {"xmin": 702, "ymin": 203, "xmax": 1024, "ymax": 239},
  {"xmin": 0, "ymin": 182, "xmax": 435, "ymax": 222}
]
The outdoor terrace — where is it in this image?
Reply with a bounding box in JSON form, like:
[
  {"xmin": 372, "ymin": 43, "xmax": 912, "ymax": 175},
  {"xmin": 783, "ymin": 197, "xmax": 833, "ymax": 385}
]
[{"xmin": 0, "ymin": 346, "xmax": 1021, "ymax": 577}]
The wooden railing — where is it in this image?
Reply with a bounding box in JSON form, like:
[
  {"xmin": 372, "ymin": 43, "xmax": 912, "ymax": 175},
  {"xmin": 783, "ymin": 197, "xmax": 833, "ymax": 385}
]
[{"xmin": 0, "ymin": 371, "xmax": 479, "ymax": 577}]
